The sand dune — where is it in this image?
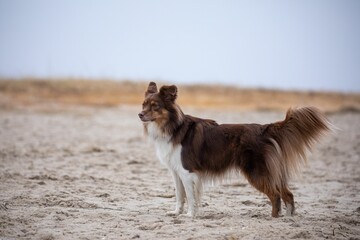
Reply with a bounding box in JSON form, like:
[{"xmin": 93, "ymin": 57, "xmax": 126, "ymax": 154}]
[
  {"xmin": 1, "ymin": 79, "xmax": 359, "ymax": 112},
  {"xmin": 0, "ymin": 103, "xmax": 359, "ymax": 239}
]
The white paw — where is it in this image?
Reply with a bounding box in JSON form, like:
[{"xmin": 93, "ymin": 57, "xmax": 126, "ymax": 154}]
[
  {"xmin": 166, "ymin": 210, "xmax": 182, "ymax": 216},
  {"xmin": 285, "ymin": 209, "xmax": 296, "ymax": 216},
  {"xmin": 286, "ymin": 209, "xmax": 292, "ymax": 216},
  {"xmin": 183, "ymin": 211, "xmax": 196, "ymax": 218},
  {"xmin": 285, "ymin": 203, "xmax": 294, "ymax": 216}
]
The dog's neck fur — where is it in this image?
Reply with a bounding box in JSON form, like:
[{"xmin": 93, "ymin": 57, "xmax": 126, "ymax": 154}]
[{"xmin": 146, "ymin": 121, "xmax": 171, "ymax": 141}]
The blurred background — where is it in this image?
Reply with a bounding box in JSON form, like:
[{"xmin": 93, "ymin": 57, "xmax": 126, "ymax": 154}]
[{"xmin": 0, "ymin": 0, "xmax": 359, "ymax": 111}]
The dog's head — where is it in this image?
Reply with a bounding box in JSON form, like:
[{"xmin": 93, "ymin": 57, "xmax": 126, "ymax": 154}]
[{"xmin": 138, "ymin": 82, "xmax": 182, "ymax": 126}]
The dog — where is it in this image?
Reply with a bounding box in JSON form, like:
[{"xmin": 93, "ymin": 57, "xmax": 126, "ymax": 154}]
[{"xmin": 138, "ymin": 82, "xmax": 330, "ymax": 218}]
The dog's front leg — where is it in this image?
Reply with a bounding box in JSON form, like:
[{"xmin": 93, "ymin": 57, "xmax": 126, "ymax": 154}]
[
  {"xmin": 166, "ymin": 170, "xmax": 185, "ymax": 216},
  {"xmin": 181, "ymin": 172, "xmax": 200, "ymax": 218}
]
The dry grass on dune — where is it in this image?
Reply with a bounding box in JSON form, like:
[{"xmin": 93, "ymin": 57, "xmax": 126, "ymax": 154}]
[
  {"xmin": 0, "ymin": 78, "xmax": 144, "ymax": 107},
  {"xmin": 0, "ymin": 78, "xmax": 359, "ymax": 112},
  {"xmin": 179, "ymin": 84, "xmax": 360, "ymax": 112}
]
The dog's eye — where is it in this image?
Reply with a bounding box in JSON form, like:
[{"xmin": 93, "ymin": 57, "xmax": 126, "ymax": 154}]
[{"xmin": 152, "ymin": 103, "xmax": 160, "ymax": 111}]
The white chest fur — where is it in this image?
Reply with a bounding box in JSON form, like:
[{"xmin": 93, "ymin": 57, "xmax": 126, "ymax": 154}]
[
  {"xmin": 154, "ymin": 139, "xmax": 179, "ymax": 166},
  {"xmin": 146, "ymin": 122, "xmax": 183, "ymax": 171}
]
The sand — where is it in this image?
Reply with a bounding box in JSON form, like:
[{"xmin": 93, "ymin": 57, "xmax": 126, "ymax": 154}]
[{"xmin": 0, "ymin": 105, "xmax": 359, "ymax": 239}]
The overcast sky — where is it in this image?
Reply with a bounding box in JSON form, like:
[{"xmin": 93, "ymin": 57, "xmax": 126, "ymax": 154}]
[{"xmin": 0, "ymin": 0, "xmax": 359, "ymax": 92}]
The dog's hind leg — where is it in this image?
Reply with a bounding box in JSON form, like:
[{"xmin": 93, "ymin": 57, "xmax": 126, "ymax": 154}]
[
  {"xmin": 246, "ymin": 177, "xmax": 282, "ymax": 217},
  {"xmin": 166, "ymin": 170, "xmax": 186, "ymax": 216},
  {"xmin": 266, "ymin": 191, "xmax": 281, "ymax": 218},
  {"xmin": 280, "ymin": 186, "xmax": 295, "ymax": 216}
]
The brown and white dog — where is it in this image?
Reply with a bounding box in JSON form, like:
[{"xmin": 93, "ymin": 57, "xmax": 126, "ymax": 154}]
[{"xmin": 138, "ymin": 82, "xmax": 330, "ymax": 218}]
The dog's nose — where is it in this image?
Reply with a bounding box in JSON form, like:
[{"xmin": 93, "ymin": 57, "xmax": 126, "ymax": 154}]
[{"xmin": 138, "ymin": 113, "xmax": 144, "ymax": 119}]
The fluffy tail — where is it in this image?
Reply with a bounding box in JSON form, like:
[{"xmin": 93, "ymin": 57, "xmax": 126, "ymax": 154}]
[{"xmin": 265, "ymin": 107, "xmax": 331, "ymax": 191}]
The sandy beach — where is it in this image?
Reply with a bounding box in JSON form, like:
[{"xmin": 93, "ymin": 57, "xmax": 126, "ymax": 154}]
[
  {"xmin": 2, "ymin": 0, "xmax": 360, "ymax": 238},
  {"xmin": 0, "ymin": 103, "xmax": 359, "ymax": 239}
]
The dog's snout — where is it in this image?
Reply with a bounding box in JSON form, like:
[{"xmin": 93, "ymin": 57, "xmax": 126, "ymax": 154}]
[{"xmin": 138, "ymin": 112, "xmax": 144, "ymax": 119}]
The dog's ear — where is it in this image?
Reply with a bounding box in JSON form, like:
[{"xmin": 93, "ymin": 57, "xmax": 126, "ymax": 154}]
[
  {"xmin": 145, "ymin": 82, "xmax": 158, "ymax": 97},
  {"xmin": 159, "ymin": 85, "xmax": 177, "ymax": 102}
]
